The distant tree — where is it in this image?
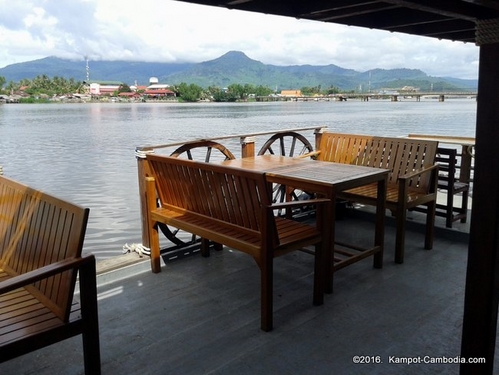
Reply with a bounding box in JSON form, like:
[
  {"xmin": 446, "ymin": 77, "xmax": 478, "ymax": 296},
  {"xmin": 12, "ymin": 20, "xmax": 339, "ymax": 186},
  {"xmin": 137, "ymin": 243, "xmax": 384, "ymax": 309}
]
[
  {"xmin": 227, "ymin": 84, "xmax": 246, "ymax": 100},
  {"xmin": 301, "ymin": 86, "xmax": 323, "ymax": 96},
  {"xmin": 254, "ymin": 85, "xmax": 273, "ymax": 97},
  {"xmin": 175, "ymin": 82, "xmax": 203, "ymax": 102},
  {"xmin": 5, "ymin": 80, "xmax": 16, "ymax": 94},
  {"xmin": 0, "ymin": 76, "xmax": 5, "ymax": 92},
  {"xmin": 18, "ymin": 75, "xmax": 83, "ymax": 97},
  {"xmin": 325, "ymin": 86, "xmax": 340, "ymax": 95},
  {"xmin": 118, "ymin": 84, "xmax": 132, "ymax": 93},
  {"xmin": 212, "ymin": 88, "xmax": 239, "ymax": 102}
]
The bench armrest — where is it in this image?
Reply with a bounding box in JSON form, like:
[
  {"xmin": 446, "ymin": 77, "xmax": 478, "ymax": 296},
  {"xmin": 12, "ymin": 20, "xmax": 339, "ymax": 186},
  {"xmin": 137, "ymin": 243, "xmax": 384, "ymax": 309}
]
[
  {"xmin": 398, "ymin": 164, "xmax": 439, "ymax": 181},
  {"xmin": 296, "ymin": 150, "xmax": 321, "ymax": 159},
  {"xmin": 0, "ymin": 254, "xmax": 96, "ymax": 295}
]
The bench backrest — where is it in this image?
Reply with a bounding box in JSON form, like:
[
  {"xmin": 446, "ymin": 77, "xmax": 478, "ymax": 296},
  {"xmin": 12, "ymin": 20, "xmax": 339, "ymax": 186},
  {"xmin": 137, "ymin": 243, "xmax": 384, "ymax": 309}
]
[
  {"xmin": 0, "ymin": 176, "xmax": 89, "ymax": 321},
  {"xmin": 317, "ymin": 132, "xmax": 438, "ymax": 190},
  {"xmin": 147, "ymin": 154, "xmax": 277, "ymax": 245}
]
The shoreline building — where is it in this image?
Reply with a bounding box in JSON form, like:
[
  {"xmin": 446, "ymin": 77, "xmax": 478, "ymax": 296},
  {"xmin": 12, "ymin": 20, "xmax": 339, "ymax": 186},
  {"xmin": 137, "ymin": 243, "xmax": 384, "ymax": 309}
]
[
  {"xmin": 85, "ymin": 80, "xmax": 124, "ymax": 97},
  {"xmin": 143, "ymin": 77, "xmax": 176, "ymax": 99}
]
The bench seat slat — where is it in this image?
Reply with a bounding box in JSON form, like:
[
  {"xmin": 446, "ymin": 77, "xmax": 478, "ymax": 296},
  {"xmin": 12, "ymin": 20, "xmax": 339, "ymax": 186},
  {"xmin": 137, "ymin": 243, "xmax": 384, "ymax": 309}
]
[
  {"xmin": 0, "ymin": 299, "xmax": 81, "ymax": 344},
  {"xmin": 151, "ymin": 208, "xmax": 322, "ymax": 259}
]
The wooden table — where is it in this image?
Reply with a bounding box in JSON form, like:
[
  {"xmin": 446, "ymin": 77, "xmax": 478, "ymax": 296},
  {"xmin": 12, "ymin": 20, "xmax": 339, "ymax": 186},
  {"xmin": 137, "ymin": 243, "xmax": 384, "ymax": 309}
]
[{"xmin": 222, "ymin": 155, "xmax": 390, "ymax": 293}]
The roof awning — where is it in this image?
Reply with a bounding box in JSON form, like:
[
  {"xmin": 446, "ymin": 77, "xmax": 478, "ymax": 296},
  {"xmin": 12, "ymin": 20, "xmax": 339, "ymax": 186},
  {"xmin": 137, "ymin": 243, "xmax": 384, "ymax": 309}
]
[{"xmin": 173, "ymin": 0, "xmax": 499, "ymax": 45}]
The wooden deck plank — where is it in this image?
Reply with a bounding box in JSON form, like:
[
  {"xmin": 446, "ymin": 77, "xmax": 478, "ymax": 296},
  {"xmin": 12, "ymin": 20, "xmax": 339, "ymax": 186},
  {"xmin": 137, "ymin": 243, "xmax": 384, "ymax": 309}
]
[{"xmin": 1, "ymin": 211, "xmax": 472, "ymax": 375}]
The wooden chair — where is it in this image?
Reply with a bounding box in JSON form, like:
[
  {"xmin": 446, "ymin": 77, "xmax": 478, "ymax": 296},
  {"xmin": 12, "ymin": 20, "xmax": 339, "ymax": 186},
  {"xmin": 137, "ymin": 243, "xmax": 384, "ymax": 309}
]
[
  {"xmin": 0, "ymin": 175, "xmax": 100, "ymax": 375},
  {"xmin": 316, "ymin": 132, "xmax": 439, "ymax": 263},
  {"xmin": 414, "ymin": 147, "xmax": 469, "ymax": 227}
]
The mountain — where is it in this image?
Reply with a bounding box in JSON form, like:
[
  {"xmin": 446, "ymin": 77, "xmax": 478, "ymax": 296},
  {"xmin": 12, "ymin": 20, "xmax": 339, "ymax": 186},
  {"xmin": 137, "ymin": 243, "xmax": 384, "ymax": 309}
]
[
  {"xmin": 0, "ymin": 51, "xmax": 477, "ymax": 91},
  {"xmin": 0, "ymin": 57, "xmax": 193, "ymax": 85}
]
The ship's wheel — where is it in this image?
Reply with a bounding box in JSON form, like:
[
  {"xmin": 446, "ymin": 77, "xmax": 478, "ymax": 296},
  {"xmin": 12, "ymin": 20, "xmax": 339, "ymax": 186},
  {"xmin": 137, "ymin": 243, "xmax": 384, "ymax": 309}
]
[
  {"xmin": 157, "ymin": 141, "xmax": 236, "ymax": 246},
  {"xmin": 258, "ymin": 132, "xmax": 316, "ymax": 217}
]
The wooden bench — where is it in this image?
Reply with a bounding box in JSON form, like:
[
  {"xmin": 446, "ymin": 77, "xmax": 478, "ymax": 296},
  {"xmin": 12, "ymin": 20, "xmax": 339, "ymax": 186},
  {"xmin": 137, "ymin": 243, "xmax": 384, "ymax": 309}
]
[
  {"xmin": 0, "ymin": 175, "xmax": 100, "ymax": 375},
  {"xmin": 145, "ymin": 154, "xmax": 331, "ymax": 331},
  {"xmin": 316, "ymin": 132, "xmax": 439, "ymax": 263}
]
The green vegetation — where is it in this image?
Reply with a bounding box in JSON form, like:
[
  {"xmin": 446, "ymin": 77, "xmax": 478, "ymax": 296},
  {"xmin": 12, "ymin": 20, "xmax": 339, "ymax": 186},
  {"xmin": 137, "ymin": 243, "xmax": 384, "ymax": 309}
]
[
  {"xmin": 174, "ymin": 83, "xmax": 204, "ymax": 102},
  {"xmin": 0, "ymin": 74, "xmax": 83, "ymax": 97},
  {"xmin": 301, "ymin": 85, "xmax": 340, "ymax": 96},
  {"xmin": 0, "ymin": 71, "xmax": 471, "ymax": 104},
  {"xmin": 169, "ymin": 83, "xmax": 274, "ymax": 102},
  {"xmin": 0, "ymin": 53, "xmax": 478, "ymax": 97}
]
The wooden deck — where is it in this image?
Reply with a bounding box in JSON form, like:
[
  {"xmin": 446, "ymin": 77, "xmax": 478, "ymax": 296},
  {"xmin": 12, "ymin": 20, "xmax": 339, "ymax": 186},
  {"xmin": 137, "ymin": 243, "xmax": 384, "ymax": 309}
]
[{"xmin": 0, "ymin": 206, "xmax": 484, "ymax": 374}]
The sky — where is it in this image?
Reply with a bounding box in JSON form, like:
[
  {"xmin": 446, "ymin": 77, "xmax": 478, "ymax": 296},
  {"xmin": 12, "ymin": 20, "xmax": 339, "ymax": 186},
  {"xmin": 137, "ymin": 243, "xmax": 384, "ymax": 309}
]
[{"xmin": 0, "ymin": 0, "xmax": 480, "ymax": 80}]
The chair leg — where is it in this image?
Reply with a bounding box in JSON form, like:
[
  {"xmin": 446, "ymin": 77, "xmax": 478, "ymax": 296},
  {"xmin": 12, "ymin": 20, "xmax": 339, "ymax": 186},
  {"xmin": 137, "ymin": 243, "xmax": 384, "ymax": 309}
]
[
  {"xmin": 313, "ymin": 242, "xmax": 324, "ymax": 306},
  {"xmin": 200, "ymin": 238, "xmax": 210, "ymax": 257},
  {"xmin": 446, "ymin": 185, "xmax": 454, "ymax": 228},
  {"xmin": 149, "ymin": 224, "xmax": 161, "ymax": 273},
  {"xmin": 395, "ymin": 209, "xmax": 407, "ymax": 264},
  {"xmin": 146, "ymin": 178, "xmax": 161, "ymax": 273},
  {"xmin": 81, "ymin": 309, "xmax": 102, "ymax": 375},
  {"xmin": 425, "ymin": 200, "xmax": 436, "ymax": 250},
  {"xmin": 460, "ymin": 190, "xmax": 469, "ymax": 223},
  {"xmin": 79, "ymin": 257, "xmax": 102, "ymax": 375}
]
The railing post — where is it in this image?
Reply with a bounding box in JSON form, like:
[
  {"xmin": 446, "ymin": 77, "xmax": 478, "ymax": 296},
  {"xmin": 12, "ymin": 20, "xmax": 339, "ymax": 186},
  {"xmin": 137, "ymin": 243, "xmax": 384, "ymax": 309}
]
[
  {"xmin": 240, "ymin": 136, "xmax": 256, "ymax": 158},
  {"xmin": 135, "ymin": 147, "xmax": 154, "ymax": 248},
  {"xmin": 460, "ymin": 144, "xmax": 473, "ymax": 184},
  {"xmin": 314, "ymin": 127, "xmax": 327, "ymax": 151}
]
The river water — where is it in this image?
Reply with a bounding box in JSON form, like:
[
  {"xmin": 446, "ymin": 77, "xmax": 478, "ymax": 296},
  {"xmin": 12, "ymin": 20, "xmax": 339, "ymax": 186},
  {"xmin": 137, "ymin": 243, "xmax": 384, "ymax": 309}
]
[{"xmin": 0, "ymin": 99, "xmax": 477, "ymax": 259}]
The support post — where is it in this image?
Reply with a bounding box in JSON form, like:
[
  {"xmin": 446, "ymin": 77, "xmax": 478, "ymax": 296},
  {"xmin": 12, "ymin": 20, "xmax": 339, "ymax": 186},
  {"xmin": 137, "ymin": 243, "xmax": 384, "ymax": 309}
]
[
  {"xmin": 314, "ymin": 127, "xmax": 327, "ymax": 151},
  {"xmin": 240, "ymin": 136, "xmax": 256, "ymax": 158},
  {"xmin": 135, "ymin": 147, "xmax": 154, "ymax": 248},
  {"xmin": 461, "ymin": 41, "xmax": 499, "ymax": 375}
]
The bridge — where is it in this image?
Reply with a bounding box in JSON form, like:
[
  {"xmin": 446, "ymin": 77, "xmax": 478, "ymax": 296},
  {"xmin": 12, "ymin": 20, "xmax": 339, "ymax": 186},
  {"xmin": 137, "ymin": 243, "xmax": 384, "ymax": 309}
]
[
  {"xmin": 342, "ymin": 91, "xmax": 477, "ymax": 102},
  {"xmin": 256, "ymin": 92, "xmax": 477, "ymax": 102}
]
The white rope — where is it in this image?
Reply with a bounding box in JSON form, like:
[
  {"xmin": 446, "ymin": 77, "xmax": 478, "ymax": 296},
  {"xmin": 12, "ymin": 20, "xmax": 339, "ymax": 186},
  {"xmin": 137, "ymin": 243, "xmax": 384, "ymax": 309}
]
[
  {"xmin": 135, "ymin": 147, "xmax": 154, "ymax": 159},
  {"xmin": 122, "ymin": 243, "xmax": 151, "ymax": 257}
]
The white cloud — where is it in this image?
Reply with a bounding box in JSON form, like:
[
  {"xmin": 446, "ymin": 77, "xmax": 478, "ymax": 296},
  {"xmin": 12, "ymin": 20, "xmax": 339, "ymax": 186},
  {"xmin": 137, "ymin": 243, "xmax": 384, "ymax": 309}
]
[{"xmin": 0, "ymin": 0, "xmax": 480, "ymax": 79}]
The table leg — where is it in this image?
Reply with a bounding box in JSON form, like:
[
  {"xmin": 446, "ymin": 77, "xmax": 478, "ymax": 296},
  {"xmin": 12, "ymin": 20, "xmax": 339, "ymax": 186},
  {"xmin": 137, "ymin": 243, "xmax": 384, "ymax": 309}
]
[
  {"xmin": 325, "ymin": 192, "xmax": 336, "ymax": 294},
  {"xmin": 374, "ymin": 176, "xmax": 387, "ymax": 268}
]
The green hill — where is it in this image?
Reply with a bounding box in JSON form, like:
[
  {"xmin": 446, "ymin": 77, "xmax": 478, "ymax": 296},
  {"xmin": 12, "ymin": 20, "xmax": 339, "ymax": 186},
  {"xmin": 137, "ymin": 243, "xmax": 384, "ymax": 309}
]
[{"xmin": 0, "ymin": 51, "xmax": 477, "ymax": 92}]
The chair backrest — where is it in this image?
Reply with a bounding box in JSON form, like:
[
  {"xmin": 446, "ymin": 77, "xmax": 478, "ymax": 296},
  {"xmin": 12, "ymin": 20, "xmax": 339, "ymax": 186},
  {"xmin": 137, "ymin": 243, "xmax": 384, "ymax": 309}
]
[
  {"xmin": 146, "ymin": 154, "xmax": 277, "ymax": 244},
  {"xmin": 435, "ymin": 147, "xmax": 458, "ymax": 187},
  {"xmin": 318, "ymin": 132, "xmax": 438, "ymax": 190},
  {"xmin": 0, "ymin": 175, "xmax": 89, "ymax": 321}
]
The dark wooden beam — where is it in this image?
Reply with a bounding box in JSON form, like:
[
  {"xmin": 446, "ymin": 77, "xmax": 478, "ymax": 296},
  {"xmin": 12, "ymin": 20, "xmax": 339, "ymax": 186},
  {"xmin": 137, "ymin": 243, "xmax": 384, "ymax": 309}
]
[
  {"xmin": 173, "ymin": 0, "xmax": 499, "ymax": 43},
  {"xmin": 461, "ymin": 42, "xmax": 499, "ymax": 375},
  {"xmin": 463, "ymin": 0, "xmax": 499, "ymax": 12},
  {"xmin": 384, "ymin": 0, "xmax": 489, "ymax": 21},
  {"xmin": 314, "ymin": 7, "xmax": 459, "ymax": 35}
]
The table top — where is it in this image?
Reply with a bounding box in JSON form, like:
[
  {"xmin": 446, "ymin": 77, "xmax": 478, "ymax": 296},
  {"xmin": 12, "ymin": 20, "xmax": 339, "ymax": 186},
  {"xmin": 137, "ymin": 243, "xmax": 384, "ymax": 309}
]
[{"xmin": 222, "ymin": 155, "xmax": 389, "ymax": 194}]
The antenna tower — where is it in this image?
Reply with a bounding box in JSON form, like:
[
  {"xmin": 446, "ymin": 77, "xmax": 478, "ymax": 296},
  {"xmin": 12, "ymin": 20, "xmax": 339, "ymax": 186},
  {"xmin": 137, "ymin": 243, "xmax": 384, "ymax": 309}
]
[{"xmin": 85, "ymin": 57, "xmax": 90, "ymax": 81}]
